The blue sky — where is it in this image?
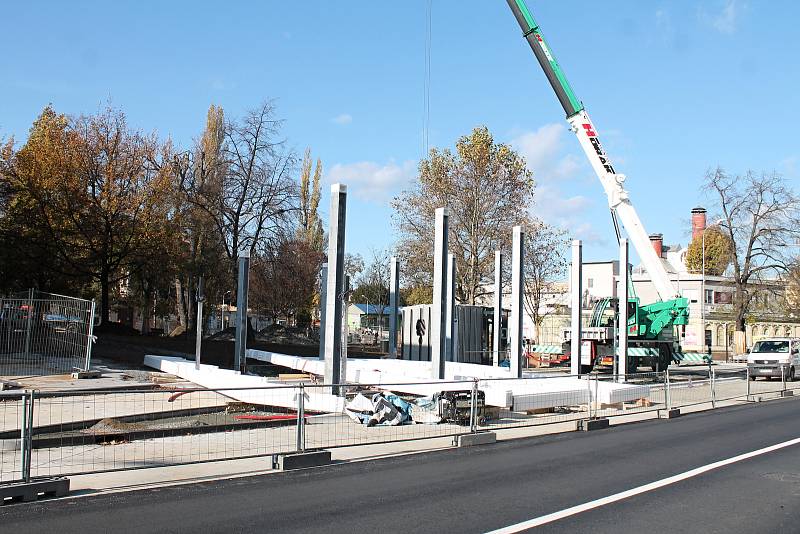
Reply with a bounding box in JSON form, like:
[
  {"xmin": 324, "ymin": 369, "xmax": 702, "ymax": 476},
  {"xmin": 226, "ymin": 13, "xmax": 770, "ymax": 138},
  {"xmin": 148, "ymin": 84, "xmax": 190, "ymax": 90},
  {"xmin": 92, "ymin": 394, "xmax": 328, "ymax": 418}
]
[{"xmin": 1, "ymin": 1, "xmax": 798, "ymax": 265}]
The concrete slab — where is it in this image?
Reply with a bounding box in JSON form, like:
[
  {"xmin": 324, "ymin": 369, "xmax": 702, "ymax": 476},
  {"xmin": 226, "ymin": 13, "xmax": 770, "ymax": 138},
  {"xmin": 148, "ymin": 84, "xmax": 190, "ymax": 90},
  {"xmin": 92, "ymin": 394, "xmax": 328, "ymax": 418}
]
[
  {"xmin": 577, "ymin": 418, "xmax": 610, "ymax": 431},
  {"xmin": 457, "ymin": 432, "xmax": 497, "ymax": 447},
  {"xmin": 275, "ymin": 450, "xmax": 332, "ymax": 470}
]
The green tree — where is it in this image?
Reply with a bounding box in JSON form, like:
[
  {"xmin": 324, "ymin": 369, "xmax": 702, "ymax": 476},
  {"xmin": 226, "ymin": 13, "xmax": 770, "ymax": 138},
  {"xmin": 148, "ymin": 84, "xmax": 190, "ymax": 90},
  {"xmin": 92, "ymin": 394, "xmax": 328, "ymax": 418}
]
[
  {"xmin": 297, "ymin": 148, "xmax": 324, "ymax": 252},
  {"xmin": 685, "ymin": 226, "xmax": 732, "ymax": 276},
  {"xmin": 0, "ymin": 105, "xmax": 172, "ymax": 325},
  {"xmin": 392, "ymin": 126, "xmax": 534, "ymax": 304}
]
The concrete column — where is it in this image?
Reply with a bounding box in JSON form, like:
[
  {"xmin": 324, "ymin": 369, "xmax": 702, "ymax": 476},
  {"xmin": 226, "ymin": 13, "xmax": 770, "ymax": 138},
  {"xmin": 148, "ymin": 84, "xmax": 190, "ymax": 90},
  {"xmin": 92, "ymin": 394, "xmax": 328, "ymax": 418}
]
[
  {"xmin": 445, "ymin": 253, "xmax": 455, "ymax": 362},
  {"xmin": 431, "ymin": 207, "xmax": 449, "ymax": 379},
  {"xmin": 493, "ymin": 251, "xmax": 503, "ymax": 367},
  {"xmin": 618, "ymin": 239, "xmax": 629, "ymax": 382},
  {"xmin": 234, "ymin": 251, "xmax": 250, "ymax": 374},
  {"xmin": 570, "ymin": 240, "xmax": 583, "ymax": 376},
  {"xmin": 318, "ymin": 263, "xmax": 328, "ymax": 360},
  {"xmin": 388, "ymin": 257, "xmax": 400, "ymax": 359},
  {"xmin": 324, "ymin": 184, "xmax": 347, "ymax": 394},
  {"xmin": 510, "ymin": 226, "xmax": 524, "ymax": 378}
]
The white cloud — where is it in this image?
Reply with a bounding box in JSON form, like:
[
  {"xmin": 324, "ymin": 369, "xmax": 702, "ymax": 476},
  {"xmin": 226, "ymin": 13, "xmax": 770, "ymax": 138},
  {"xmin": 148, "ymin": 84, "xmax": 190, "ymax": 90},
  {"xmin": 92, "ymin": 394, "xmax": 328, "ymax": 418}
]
[
  {"xmin": 510, "ymin": 124, "xmax": 608, "ymax": 244},
  {"xmin": 331, "ymin": 113, "xmax": 352, "ymax": 125},
  {"xmin": 699, "ymin": 0, "xmax": 744, "ymax": 34},
  {"xmin": 327, "ymin": 160, "xmax": 416, "ymax": 203},
  {"xmin": 511, "ymin": 123, "xmax": 581, "ymax": 182}
]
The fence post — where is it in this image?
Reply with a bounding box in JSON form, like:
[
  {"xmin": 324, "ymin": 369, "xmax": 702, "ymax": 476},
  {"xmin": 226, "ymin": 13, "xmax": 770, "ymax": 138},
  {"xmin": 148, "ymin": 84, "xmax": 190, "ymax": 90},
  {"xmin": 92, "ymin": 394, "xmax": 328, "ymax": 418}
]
[
  {"xmin": 19, "ymin": 390, "xmax": 34, "ymax": 483},
  {"xmin": 746, "ymin": 366, "xmax": 751, "ymax": 400},
  {"xmin": 781, "ymin": 363, "xmax": 786, "ymax": 395},
  {"xmin": 469, "ymin": 379, "xmax": 478, "ymax": 434},
  {"xmin": 296, "ymin": 384, "xmax": 306, "ymax": 453},
  {"xmin": 83, "ymin": 300, "xmax": 96, "ymax": 371},
  {"xmin": 586, "ymin": 375, "xmax": 592, "ymax": 419},
  {"xmin": 665, "ymin": 369, "xmax": 671, "ymax": 411},
  {"xmin": 711, "ymin": 367, "xmax": 716, "ymax": 409}
]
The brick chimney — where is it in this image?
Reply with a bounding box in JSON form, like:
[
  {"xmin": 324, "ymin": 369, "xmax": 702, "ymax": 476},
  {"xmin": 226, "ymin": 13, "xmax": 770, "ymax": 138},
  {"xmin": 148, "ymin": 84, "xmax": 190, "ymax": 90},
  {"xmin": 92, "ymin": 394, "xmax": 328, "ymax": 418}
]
[
  {"xmin": 691, "ymin": 207, "xmax": 707, "ymax": 241},
  {"xmin": 649, "ymin": 233, "xmax": 664, "ymax": 258}
]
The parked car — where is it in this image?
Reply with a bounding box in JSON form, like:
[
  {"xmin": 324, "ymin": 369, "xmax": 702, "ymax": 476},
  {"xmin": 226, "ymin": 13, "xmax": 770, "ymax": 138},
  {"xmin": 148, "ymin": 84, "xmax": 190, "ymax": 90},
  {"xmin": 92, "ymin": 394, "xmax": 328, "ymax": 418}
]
[
  {"xmin": 42, "ymin": 313, "xmax": 83, "ymax": 333},
  {"xmin": 0, "ymin": 305, "xmax": 33, "ymax": 334},
  {"xmin": 747, "ymin": 338, "xmax": 800, "ymax": 381}
]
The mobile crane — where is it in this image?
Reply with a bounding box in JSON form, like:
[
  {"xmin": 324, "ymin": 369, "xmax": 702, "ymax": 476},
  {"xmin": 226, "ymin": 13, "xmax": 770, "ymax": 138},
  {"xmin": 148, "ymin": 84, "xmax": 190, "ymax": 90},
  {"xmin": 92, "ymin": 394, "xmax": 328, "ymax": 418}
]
[{"xmin": 506, "ymin": 0, "xmax": 689, "ymax": 372}]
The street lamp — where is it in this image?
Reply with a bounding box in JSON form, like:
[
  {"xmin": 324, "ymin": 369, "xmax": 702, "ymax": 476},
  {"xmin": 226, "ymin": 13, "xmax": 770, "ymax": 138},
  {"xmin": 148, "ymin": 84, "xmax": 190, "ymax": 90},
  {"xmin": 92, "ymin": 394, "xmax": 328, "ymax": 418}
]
[
  {"xmin": 701, "ymin": 218, "xmax": 725, "ymax": 355},
  {"xmin": 221, "ymin": 290, "xmax": 232, "ymax": 332}
]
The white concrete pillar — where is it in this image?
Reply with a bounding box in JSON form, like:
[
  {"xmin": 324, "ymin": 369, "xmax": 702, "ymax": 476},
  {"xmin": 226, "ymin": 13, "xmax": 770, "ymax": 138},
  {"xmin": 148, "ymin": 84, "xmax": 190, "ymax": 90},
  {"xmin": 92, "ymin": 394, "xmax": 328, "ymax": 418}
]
[
  {"xmin": 445, "ymin": 253, "xmax": 455, "ymax": 362},
  {"xmin": 618, "ymin": 239, "xmax": 629, "ymax": 382},
  {"xmin": 493, "ymin": 251, "xmax": 503, "ymax": 367},
  {"xmin": 431, "ymin": 207, "xmax": 449, "ymax": 379},
  {"xmin": 324, "ymin": 184, "xmax": 347, "ymax": 394},
  {"xmin": 234, "ymin": 251, "xmax": 250, "ymax": 374},
  {"xmin": 570, "ymin": 240, "xmax": 583, "ymax": 376},
  {"xmin": 388, "ymin": 257, "xmax": 399, "ymax": 359},
  {"xmin": 510, "ymin": 226, "xmax": 524, "ymax": 378},
  {"xmin": 318, "ymin": 263, "xmax": 328, "ymax": 360}
]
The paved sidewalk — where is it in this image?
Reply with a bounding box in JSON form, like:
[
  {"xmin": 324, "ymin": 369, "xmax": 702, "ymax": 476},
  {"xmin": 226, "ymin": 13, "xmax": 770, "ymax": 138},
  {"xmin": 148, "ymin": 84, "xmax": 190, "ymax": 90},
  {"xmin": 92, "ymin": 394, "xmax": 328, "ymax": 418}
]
[{"xmin": 62, "ymin": 393, "xmax": 773, "ymax": 498}]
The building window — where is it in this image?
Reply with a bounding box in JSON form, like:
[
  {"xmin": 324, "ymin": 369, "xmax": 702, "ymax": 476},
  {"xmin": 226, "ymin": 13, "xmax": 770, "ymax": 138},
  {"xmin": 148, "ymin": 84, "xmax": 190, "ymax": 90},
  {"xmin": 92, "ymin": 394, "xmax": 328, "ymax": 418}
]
[{"xmin": 705, "ymin": 289, "xmax": 714, "ymax": 304}]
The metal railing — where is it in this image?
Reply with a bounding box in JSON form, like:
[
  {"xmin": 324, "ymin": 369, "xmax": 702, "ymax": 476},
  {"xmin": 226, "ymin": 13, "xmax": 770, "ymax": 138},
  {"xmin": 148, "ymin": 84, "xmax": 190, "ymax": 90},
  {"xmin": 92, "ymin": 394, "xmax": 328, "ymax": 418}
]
[
  {"xmin": 0, "ymin": 291, "xmax": 95, "ymax": 376},
  {"xmin": 0, "ymin": 366, "xmax": 795, "ymax": 484}
]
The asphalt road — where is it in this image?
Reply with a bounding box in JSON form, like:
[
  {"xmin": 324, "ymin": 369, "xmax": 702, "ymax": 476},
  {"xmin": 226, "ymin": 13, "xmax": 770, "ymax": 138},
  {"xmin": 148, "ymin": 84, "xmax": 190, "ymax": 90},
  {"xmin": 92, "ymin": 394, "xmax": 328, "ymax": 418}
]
[{"xmin": 4, "ymin": 397, "xmax": 800, "ymax": 533}]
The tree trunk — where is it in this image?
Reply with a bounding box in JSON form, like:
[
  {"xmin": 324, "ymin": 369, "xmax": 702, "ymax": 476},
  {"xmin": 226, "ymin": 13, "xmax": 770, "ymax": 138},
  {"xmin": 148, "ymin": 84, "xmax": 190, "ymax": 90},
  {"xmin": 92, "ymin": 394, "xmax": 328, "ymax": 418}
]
[
  {"xmin": 141, "ymin": 285, "xmax": 153, "ymax": 335},
  {"xmin": 174, "ymin": 278, "xmax": 187, "ymax": 328},
  {"xmin": 100, "ymin": 265, "xmax": 111, "ymax": 325}
]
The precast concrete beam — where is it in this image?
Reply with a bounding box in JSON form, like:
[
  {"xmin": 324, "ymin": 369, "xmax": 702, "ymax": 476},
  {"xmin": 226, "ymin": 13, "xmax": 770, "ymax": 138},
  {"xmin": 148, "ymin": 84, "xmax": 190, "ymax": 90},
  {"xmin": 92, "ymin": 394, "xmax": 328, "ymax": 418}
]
[
  {"xmin": 318, "ymin": 263, "xmax": 328, "ymax": 360},
  {"xmin": 510, "ymin": 226, "xmax": 524, "ymax": 378},
  {"xmin": 618, "ymin": 239, "xmax": 629, "ymax": 382},
  {"xmin": 324, "ymin": 184, "xmax": 347, "ymax": 394},
  {"xmin": 445, "ymin": 253, "xmax": 455, "ymax": 362},
  {"xmin": 570, "ymin": 240, "xmax": 583, "ymax": 376},
  {"xmin": 431, "ymin": 207, "xmax": 449, "ymax": 379},
  {"xmin": 493, "ymin": 251, "xmax": 503, "ymax": 367},
  {"xmin": 234, "ymin": 251, "xmax": 250, "ymax": 374},
  {"xmin": 389, "ymin": 257, "xmax": 399, "ymax": 359}
]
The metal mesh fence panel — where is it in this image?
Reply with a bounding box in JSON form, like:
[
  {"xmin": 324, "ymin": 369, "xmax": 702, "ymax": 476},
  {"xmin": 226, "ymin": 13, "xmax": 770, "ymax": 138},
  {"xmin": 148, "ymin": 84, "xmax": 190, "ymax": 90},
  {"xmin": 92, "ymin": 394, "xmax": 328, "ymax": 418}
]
[{"xmin": 0, "ymin": 292, "xmax": 95, "ymax": 376}]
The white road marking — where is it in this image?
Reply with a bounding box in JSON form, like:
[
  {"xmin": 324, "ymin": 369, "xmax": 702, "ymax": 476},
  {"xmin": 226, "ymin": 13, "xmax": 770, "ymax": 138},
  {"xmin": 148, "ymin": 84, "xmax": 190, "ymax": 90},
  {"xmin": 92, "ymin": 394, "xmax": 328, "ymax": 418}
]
[{"xmin": 486, "ymin": 436, "xmax": 800, "ymax": 533}]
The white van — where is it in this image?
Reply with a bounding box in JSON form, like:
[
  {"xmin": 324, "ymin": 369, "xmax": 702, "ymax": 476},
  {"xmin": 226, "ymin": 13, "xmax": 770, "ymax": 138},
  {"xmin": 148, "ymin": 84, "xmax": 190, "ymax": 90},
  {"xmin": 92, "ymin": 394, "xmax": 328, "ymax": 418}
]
[{"xmin": 747, "ymin": 338, "xmax": 800, "ymax": 381}]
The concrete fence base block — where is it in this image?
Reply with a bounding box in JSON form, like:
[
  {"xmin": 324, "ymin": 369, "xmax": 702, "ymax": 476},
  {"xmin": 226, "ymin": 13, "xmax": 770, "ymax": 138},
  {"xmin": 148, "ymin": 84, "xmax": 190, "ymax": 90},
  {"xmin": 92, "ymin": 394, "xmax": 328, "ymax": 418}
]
[
  {"xmin": 781, "ymin": 390, "xmax": 794, "ymax": 397},
  {"xmin": 577, "ymin": 418, "xmax": 610, "ymax": 432},
  {"xmin": 274, "ymin": 450, "xmax": 332, "ymax": 471},
  {"xmin": 0, "ymin": 477, "xmax": 69, "ymax": 504},
  {"xmin": 661, "ymin": 409, "xmax": 681, "ymax": 419},
  {"xmin": 457, "ymin": 432, "xmax": 497, "ymax": 447}
]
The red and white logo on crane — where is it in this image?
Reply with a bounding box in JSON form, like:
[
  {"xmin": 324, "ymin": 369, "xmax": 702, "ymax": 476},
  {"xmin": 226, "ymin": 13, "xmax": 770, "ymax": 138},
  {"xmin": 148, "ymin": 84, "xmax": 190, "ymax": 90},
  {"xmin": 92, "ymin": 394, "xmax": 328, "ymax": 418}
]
[{"xmin": 582, "ymin": 124, "xmax": 597, "ymax": 137}]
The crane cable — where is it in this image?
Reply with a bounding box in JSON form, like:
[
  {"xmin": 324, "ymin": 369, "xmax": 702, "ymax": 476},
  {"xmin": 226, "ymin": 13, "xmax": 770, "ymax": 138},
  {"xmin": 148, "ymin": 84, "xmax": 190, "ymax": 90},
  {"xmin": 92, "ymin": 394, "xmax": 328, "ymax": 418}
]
[{"xmin": 422, "ymin": 0, "xmax": 432, "ymax": 157}]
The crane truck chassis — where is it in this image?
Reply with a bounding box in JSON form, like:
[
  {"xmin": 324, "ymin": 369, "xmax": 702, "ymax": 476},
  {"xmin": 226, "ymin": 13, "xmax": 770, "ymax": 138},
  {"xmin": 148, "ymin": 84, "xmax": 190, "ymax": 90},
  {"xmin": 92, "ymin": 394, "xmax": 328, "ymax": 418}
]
[{"xmin": 505, "ymin": 1, "xmax": 690, "ymax": 373}]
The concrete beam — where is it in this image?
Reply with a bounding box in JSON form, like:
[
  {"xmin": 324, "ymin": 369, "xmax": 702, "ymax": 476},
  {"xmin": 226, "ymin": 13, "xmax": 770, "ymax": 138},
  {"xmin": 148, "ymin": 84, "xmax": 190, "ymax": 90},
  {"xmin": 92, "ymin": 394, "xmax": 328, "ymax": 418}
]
[
  {"xmin": 445, "ymin": 253, "xmax": 455, "ymax": 362},
  {"xmin": 493, "ymin": 251, "xmax": 503, "ymax": 367},
  {"xmin": 431, "ymin": 208, "xmax": 449, "ymax": 379},
  {"xmin": 318, "ymin": 263, "xmax": 328, "ymax": 360},
  {"xmin": 234, "ymin": 251, "xmax": 250, "ymax": 374},
  {"xmin": 324, "ymin": 184, "xmax": 347, "ymax": 394},
  {"xmin": 274, "ymin": 450, "xmax": 332, "ymax": 470},
  {"xmin": 570, "ymin": 240, "xmax": 583, "ymax": 377},
  {"xmin": 389, "ymin": 257, "xmax": 399, "ymax": 358},
  {"xmin": 510, "ymin": 226, "xmax": 524, "ymax": 378},
  {"xmin": 618, "ymin": 238, "xmax": 629, "ymax": 381},
  {"xmin": 457, "ymin": 432, "xmax": 496, "ymax": 447}
]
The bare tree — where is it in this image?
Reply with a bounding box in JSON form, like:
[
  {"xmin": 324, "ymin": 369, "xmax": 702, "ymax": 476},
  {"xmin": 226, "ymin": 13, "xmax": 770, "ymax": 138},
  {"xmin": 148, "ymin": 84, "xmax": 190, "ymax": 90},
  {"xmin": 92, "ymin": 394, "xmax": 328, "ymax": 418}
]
[
  {"xmin": 352, "ymin": 249, "xmax": 391, "ymax": 335},
  {"xmin": 522, "ymin": 219, "xmax": 569, "ymax": 343},
  {"xmin": 177, "ymin": 101, "xmax": 297, "ymax": 289},
  {"xmin": 704, "ymin": 168, "xmax": 800, "ymax": 347}
]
